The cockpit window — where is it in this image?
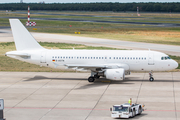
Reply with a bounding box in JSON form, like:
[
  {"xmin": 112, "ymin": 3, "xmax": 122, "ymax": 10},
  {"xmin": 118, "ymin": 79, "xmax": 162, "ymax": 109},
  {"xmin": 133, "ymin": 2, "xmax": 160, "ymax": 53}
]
[{"xmin": 161, "ymin": 56, "xmax": 171, "ymax": 60}]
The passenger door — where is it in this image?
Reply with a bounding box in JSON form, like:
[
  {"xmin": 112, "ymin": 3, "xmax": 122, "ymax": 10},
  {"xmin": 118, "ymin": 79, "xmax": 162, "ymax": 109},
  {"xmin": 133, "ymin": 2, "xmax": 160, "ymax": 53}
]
[
  {"xmin": 148, "ymin": 53, "xmax": 154, "ymax": 65},
  {"xmin": 40, "ymin": 51, "xmax": 46, "ymax": 63}
]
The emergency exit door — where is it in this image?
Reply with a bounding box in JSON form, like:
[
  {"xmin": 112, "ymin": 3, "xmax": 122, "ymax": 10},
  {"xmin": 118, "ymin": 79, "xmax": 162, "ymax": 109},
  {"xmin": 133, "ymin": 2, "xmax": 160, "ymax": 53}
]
[
  {"xmin": 148, "ymin": 53, "xmax": 154, "ymax": 65},
  {"xmin": 40, "ymin": 52, "xmax": 46, "ymax": 63}
]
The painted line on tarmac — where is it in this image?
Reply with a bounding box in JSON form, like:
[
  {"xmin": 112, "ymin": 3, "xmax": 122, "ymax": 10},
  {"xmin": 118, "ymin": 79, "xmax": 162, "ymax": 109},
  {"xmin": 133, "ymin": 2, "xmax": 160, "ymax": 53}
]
[
  {"xmin": 5, "ymin": 107, "xmax": 180, "ymax": 112},
  {"xmin": 145, "ymin": 110, "xmax": 180, "ymax": 112}
]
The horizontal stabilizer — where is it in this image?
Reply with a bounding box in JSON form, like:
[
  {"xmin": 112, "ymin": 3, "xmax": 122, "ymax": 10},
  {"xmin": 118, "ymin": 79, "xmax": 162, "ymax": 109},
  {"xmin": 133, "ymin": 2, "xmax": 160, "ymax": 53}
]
[{"xmin": 5, "ymin": 51, "xmax": 30, "ymax": 57}]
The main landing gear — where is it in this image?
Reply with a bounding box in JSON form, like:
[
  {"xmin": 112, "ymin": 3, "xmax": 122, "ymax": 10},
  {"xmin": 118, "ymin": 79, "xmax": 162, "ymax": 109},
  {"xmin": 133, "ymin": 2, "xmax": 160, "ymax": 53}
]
[
  {"xmin": 88, "ymin": 72, "xmax": 100, "ymax": 82},
  {"xmin": 149, "ymin": 72, "xmax": 154, "ymax": 82},
  {"xmin": 88, "ymin": 77, "xmax": 95, "ymax": 82}
]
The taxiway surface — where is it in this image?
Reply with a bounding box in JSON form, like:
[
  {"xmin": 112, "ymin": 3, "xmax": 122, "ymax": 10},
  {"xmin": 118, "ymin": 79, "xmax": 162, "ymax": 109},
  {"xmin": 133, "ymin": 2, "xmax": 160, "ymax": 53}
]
[
  {"xmin": 1, "ymin": 72, "xmax": 180, "ymax": 120},
  {"xmin": 0, "ymin": 28, "xmax": 180, "ymax": 56}
]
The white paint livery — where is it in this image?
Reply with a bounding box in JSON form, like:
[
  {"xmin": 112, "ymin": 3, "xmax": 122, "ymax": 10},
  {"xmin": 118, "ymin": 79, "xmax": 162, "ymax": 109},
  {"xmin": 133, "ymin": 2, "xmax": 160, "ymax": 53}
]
[{"xmin": 6, "ymin": 19, "xmax": 178, "ymax": 82}]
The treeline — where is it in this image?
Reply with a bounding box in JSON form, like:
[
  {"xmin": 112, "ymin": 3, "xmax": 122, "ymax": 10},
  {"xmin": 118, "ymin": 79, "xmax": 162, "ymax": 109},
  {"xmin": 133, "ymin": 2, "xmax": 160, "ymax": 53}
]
[{"xmin": 0, "ymin": 3, "xmax": 180, "ymax": 12}]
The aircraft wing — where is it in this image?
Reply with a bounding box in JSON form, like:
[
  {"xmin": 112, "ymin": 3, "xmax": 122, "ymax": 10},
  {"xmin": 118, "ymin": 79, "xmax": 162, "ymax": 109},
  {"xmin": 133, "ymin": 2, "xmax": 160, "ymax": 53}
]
[{"xmin": 64, "ymin": 63, "xmax": 129, "ymax": 71}]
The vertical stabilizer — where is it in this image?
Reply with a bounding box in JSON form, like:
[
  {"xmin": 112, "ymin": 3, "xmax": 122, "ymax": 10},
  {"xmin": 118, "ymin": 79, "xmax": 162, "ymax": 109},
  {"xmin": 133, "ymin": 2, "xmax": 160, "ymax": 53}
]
[{"xmin": 9, "ymin": 19, "xmax": 45, "ymax": 51}]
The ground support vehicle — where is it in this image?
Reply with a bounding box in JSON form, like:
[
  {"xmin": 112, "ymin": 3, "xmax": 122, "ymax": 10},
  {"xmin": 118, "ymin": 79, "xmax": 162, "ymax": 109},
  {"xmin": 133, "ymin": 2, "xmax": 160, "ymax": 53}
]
[{"xmin": 110, "ymin": 103, "xmax": 144, "ymax": 118}]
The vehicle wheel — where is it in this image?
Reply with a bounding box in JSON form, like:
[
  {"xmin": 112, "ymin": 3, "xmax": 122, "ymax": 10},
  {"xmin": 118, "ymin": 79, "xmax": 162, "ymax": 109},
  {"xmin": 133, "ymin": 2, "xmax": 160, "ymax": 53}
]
[
  {"xmin": 131, "ymin": 110, "xmax": 134, "ymax": 118},
  {"xmin": 94, "ymin": 74, "xmax": 100, "ymax": 79},
  {"xmin": 149, "ymin": 77, "xmax": 154, "ymax": 82},
  {"xmin": 131, "ymin": 109, "xmax": 135, "ymax": 117},
  {"xmin": 138, "ymin": 107, "xmax": 142, "ymax": 115},
  {"xmin": 133, "ymin": 109, "xmax": 136, "ymax": 117},
  {"xmin": 88, "ymin": 77, "xmax": 95, "ymax": 82}
]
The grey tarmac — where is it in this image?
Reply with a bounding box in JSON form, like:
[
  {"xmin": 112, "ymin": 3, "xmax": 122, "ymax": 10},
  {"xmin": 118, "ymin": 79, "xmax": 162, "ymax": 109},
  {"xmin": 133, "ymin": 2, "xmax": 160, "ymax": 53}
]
[
  {"xmin": 0, "ymin": 28, "xmax": 180, "ymax": 56},
  {"xmin": 0, "ymin": 72, "xmax": 180, "ymax": 120}
]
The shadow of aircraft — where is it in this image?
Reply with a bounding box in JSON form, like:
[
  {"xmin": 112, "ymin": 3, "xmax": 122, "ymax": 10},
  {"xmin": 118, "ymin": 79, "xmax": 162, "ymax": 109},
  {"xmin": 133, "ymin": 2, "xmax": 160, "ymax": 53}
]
[
  {"xmin": 24, "ymin": 75, "xmax": 87, "ymax": 81},
  {"xmin": 23, "ymin": 75, "xmax": 180, "ymax": 90}
]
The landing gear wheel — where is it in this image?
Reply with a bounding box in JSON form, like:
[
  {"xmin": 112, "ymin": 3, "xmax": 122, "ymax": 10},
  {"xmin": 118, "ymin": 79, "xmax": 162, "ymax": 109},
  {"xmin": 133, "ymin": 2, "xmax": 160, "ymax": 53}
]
[
  {"xmin": 149, "ymin": 77, "xmax": 154, "ymax": 82},
  {"xmin": 149, "ymin": 71, "xmax": 154, "ymax": 82},
  {"xmin": 94, "ymin": 75, "xmax": 100, "ymax": 79},
  {"xmin": 88, "ymin": 77, "xmax": 95, "ymax": 82}
]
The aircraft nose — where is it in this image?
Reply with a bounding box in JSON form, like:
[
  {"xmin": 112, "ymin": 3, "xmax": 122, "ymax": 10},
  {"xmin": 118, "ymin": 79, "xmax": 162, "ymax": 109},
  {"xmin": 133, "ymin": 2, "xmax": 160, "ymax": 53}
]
[{"xmin": 173, "ymin": 60, "xmax": 178, "ymax": 69}]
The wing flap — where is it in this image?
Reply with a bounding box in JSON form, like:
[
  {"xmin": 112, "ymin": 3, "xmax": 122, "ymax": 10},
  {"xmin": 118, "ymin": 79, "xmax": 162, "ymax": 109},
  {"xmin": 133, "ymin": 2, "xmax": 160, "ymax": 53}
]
[
  {"xmin": 64, "ymin": 64, "xmax": 106, "ymax": 69},
  {"xmin": 64, "ymin": 63, "xmax": 129, "ymax": 71}
]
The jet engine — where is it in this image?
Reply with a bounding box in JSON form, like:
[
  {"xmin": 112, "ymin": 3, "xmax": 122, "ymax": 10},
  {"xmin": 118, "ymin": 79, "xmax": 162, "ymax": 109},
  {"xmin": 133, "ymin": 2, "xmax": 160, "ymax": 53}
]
[{"xmin": 104, "ymin": 68, "xmax": 125, "ymax": 80}]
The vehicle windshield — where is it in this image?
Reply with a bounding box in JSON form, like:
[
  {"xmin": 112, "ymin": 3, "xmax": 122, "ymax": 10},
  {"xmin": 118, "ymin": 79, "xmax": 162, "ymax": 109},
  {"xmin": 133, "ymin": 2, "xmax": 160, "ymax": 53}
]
[
  {"xmin": 161, "ymin": 56, "xmax": 171, "ymax": 60},
  {"xmin": 113, "ymin": 106, "xmax": 128, "ymax": 112}
]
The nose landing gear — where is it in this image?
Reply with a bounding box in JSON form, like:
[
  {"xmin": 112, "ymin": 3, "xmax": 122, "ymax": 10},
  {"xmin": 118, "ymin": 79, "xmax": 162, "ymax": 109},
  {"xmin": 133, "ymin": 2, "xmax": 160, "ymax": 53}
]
[{"xmin": 149, "ymin": 72, "xmax": 154, "ymax": 82}]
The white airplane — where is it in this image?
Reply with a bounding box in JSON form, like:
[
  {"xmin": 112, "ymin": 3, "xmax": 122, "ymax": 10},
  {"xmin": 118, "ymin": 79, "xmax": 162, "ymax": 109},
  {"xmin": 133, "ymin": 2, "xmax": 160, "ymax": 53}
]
[{"xmin": 6, "ymin": 19, "xmax": 178, "ymax": 82}]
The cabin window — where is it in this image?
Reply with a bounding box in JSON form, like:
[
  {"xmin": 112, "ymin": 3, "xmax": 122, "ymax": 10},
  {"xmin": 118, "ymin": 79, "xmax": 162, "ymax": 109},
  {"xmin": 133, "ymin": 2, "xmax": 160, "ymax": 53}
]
[
  {"xmin": 99, "ymin": 57, "xmax": 101, "ymax": 59},
  {"xmin": 119, "ymin": 57, "xmax": 121, "ymax": 59},
  {"xmin": 105, "ymin": 57, "xmax": 107, "ymax": 59},
  {"xmin": 109, "ymin": 57, "xmax": 111, "ymax": 59},
  {"xmin": 122, "ymin": 57, "xmax": 124, "ymax": 59},
  {"xmin": 52, "ymin": 56, "xmax": 54, "ymax": 58},
  {"xmin": 85, "ymin": 57, "xmax": 87, "ymax": 59},
  {"xmin": 102, "ymin": 57, "xmax": 104, "ymax": 59}
]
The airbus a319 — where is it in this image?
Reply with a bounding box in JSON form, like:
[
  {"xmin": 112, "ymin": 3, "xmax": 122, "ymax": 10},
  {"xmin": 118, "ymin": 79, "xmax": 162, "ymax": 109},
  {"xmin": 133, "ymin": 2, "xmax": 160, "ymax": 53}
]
[{"xmin": 5, "ymin": 19, "xmax": 178, "ymax": 82}]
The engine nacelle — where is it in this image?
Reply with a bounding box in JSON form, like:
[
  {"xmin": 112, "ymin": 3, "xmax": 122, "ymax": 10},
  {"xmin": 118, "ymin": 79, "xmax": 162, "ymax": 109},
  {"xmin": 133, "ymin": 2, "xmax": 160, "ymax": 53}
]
[{"xmin": 104, "ymin": 68, "xmax": 125, "ymax": 80}]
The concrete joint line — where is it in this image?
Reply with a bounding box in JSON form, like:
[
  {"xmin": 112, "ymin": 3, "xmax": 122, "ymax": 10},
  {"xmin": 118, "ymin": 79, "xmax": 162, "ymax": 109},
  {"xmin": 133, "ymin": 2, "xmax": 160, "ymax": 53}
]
[
  {"xmin": 5, "ymin": 73, "xmax": 59, "ymax": 113},
  {"xmin": 39, "ymin": 75, "xmax": 82, "ymax": 120},
  {"xmin": 172, "ymin": 72, "xmax": 177, "ymax": 120},
  {"xmin": 85, "ymin": 82, "xmax": 111, "ymax": 120},
  {"xmin": 136, "ymin": 73, "xmax": 145, "ymax": 104}
]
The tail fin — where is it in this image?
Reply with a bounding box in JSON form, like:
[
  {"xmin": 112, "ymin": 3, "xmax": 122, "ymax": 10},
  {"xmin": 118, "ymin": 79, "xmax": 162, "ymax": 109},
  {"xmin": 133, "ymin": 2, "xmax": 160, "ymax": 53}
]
[{"xmin": 9, "ymin": 19, "xmax": 45, "ymax": 51}]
